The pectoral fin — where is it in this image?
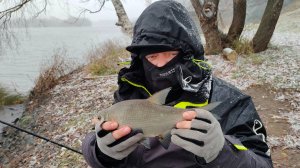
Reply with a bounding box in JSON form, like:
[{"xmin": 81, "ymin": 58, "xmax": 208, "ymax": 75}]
[
  {"xmin": 139, "ymin": 138, "xmax": 151, "ymax": 149},
  {"xmin": 158, "ymin": 131, "xmax": 172, "ymax": 149}
]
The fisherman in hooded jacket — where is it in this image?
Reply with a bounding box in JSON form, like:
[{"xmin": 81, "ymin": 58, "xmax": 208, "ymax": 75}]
[{"xmin": 82, "ymin": 1, "xmax": 273, "ymax": 167}]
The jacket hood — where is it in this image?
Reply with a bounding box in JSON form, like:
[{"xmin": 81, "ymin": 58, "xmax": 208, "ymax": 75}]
[{"xmin": 126, "ymin": 0, "xmax": 204, "ymax": 60}]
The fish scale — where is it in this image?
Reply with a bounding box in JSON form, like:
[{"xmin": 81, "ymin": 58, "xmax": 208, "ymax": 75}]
[{"xmin": 100, "ymin": 99, "xmax": 186, "ymax": 137}]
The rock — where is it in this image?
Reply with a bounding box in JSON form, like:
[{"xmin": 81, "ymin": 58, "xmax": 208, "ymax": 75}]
[
  {"xmin": 222, "ymin": 48, "xmax": 238, "ymax": 62},
  {"xmin": 275, "ymin": 94, "xmax": 285, "ymax": 101}
]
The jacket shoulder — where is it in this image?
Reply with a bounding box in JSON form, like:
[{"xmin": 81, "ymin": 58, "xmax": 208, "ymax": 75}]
[{"xmin": 211, "ymin": 77, "xmax": 249, "ymax": 102}]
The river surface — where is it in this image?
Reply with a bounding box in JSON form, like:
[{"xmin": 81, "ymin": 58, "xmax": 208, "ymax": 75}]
[
  {"xmin": 0, "ymin": 25, "xmax": 127, "ymax": 94},
  {"xmin": 0, "ymin": 24, "xmax": 127, "ymax": 136}
]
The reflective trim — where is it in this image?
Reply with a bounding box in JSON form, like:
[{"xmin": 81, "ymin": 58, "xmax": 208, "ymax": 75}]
[
  {"xmin": 121, "ymin": 77, "xmax": 152, "ymax": 96},
  {"xmin": 192, "ymin": 59, "xmax": 212, "ymax": 70},
  {"xmin": 174, "ymin": 100, "xmax": 208, "ymax": 109},
  {"xmin": 122, "ymin": 77, "xmax": 209, "ymax": 109},
  {"xmin": 233, "ymin": 144, "xmax": 248, "ymax": 151},
  {"xmin": 118, "ymin": 61, "xmax": 131, "ymax": 66}
]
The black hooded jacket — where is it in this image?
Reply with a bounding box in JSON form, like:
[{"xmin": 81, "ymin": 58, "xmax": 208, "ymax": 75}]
[
  {"xmin": 82, "ymin": 1, "xmax": 273, "ymax": 167},
  {"xmin": 126, "ymin": 0, "xmax": 204, "ymax": 59}
]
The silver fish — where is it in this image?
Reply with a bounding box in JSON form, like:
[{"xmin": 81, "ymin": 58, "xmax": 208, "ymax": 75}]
[{"xmin": 98, "ymin": 87, "xmax": 220, "ymax": 148}]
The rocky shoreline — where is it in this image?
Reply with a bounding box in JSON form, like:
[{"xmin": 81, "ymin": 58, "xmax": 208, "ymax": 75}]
[
  {"xmin": 0, "ymin": 104, "xmax": 24, "ymax": 136},
  {"xmin": 0, "ymin": 72, "xmax": 118, "ymax": 167}
]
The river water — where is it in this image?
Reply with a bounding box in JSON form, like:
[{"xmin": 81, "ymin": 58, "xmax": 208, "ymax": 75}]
[
  {"xmin": 0, "ymin": 24, "xmax": 127, "ymax": 135},
  {"xmin": 0, "ymin": 24, "xmax": 127, "ymax": 94}
]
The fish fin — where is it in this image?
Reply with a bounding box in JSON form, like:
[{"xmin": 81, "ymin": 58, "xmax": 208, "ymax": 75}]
[
  {"xmin": 159, "ymin": 131, "xmax": 172, "ymax": 149},
  {"xmin": 147, "ymin": 87, "xmax": 172, "ymax": 105},
  {"xmin": 201, "ymin": 101, "xmax": 222, "ymax": 111},
  {"xmin": 139, "ymin": 138, "xmax": 151, "ymax": 149}
]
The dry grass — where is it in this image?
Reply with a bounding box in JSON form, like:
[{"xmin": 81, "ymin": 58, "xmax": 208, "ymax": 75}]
[
  {"xmin": 0, "ymin": 85, "xmax": 24, "ymax": 107},
  {"xmin": 232, "ymin": 38, "xmax": 254, "ymax": 55},
  {"xmin": 86, "ymin": 40, "xmax": 130, "ymax": 75},
  {"xmin": 246, "ymin": 53, "xmax": 266, "ymax": 65},
  {"xmin": 30, "ymin": 49, "xmax": 75, "ymax": 100}
]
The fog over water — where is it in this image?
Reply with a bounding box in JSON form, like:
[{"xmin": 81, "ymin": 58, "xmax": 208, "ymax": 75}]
[{"xmin": 0, "ymin": 24, "xmax": 128, "ymax": 94}]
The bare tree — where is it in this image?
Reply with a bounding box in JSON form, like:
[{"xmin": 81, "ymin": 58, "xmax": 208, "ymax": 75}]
[
  {"xmin": 252, "ymin": 0, "xmax": 284, "ymax": 52},
  {"xmin": 226, "ymin": 0, "xmax": 246, "ymax": 47},
  {"xmin": 191, "ymin": 0, "xmax": 222, "ymax": 54},
  {"xmin": 191, "ymin": 0, "xmax": 246, "ymax": 54},
  {"xmin": 191, "ymin": 0, "xmax": 283, "ymax": 54},
  {"xmin": 111, "ymin": 0, "xmax": 133, "ymax": 35},
  {"xmin": 76, "ymin": 0, "xmax": 133, "ymax": 35},
  {"xmin": 1, "ymin": 0, "xmax": 284, "ymax": 54},
  {"xmin": 0, "ymin": 0, "xmax": 47, "ymax": 52},
  {"xmin": 0, "ymin": 0, "xmax": 34, "ymax": 27}
]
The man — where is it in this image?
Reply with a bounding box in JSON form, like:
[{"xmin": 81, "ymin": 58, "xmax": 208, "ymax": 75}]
[{"xmin": 82, "ymin": 1, "xmax": 273, "ymax": 167}]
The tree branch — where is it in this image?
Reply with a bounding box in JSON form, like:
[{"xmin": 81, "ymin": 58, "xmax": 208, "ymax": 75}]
[
  {"xmin": 79, "ymin": 0, "xmax": 105, "ymax": 14},
  {"xmin": 0, "ymin": 0, "xmax": 48, "ymax": 29},
  {"xmin": 32, "ymin": 0, "xmax": 48, "ymax": 18},
  {"xmin": 74, "ymin": 0, "xmax": 105, "ymax": 23},
  {"xmin": 0, "ymin": 0, "xmax": 48, "ymax": 52},
  {"xmin": 0, "ymin": 0, "xmax": 32, "ymax": 20}
]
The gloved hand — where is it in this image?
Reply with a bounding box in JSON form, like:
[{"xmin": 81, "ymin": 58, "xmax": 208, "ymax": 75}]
[
  {"xmin": 94, "ymin": 118, "xmax": 144, "ymax": 160},
  {"xmin": 171, "ymin": 109, "xmax": 224, "ymax": 163}
]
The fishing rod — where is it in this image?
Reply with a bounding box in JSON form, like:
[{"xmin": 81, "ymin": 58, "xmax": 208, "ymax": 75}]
[{"xmin": 0, "ymin": 119, "xmax": 82, "ymax": 155}]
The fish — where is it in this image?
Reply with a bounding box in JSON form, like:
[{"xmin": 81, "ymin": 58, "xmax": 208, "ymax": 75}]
[{"xmin": 97, "ymin": 87, "xmax": 221, "ymax": 149}]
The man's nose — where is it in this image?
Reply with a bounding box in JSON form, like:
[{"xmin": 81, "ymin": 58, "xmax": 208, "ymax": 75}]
[{"xmin": 155, "ymin": 54, "xmax": 168, "ymax": 67}]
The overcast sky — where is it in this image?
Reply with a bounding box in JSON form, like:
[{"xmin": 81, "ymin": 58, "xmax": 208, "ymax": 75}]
[{"xmin": 43, "ymin": 0, "xmax": 153, "ymax": 21}]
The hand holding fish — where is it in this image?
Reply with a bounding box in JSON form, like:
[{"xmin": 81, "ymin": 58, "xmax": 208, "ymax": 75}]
[
  {"xmin": 93, "ymin": 117, "xmax": 144, "ymax": 160},
  {"xmin": 92, "ymin": 117, "xmax": 131, "ymax": 140},
  {"xmin": 171, "ymin": 109, "xmax": 225, "ymax": 163},
  {"xmin": 175, "ymin": 111, "xmax": 197, "ymax": 129}
]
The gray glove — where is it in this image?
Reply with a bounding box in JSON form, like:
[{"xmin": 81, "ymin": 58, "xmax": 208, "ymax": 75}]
[
  {"xmin": 171, "ymin": 109, "xmax": 225, "ymax": 163},
  {"xmin": 95, "ymin": 120, "xmax": 144, "ymax": 160}
]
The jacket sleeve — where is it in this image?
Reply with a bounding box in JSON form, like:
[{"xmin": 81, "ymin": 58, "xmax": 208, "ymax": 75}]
[
  {"xmin": 195, "ymin": 135, "xmax": 273, "ymax": 167},
  {"xmin": 206, "ymin": 77, "xmax": 273, "ymax": 167},
  {"xmin": 81, "ymin": 132, "xmax": 127, "ymax": 168}
]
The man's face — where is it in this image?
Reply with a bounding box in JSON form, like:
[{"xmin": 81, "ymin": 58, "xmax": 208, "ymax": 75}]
[{"xmin": 145, "ymin": 51, "xmax": 179, "ymax": 67}]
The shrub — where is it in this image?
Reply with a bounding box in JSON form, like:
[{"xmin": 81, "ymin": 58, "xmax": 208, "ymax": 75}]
[
  {"xmin": 30, "ymin": 49, "xmax": 74, "ymax": 100},
  {"xmin": 232, "ymin": 38, "xmax": 254, "ymax": 55},
  {"xmin": 0, "ymin": 85, "xmax": 24, "ymax": 107},
  {"xmin": 86, "ymin": 40, "xmax": 130, "ymax": 75}
]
